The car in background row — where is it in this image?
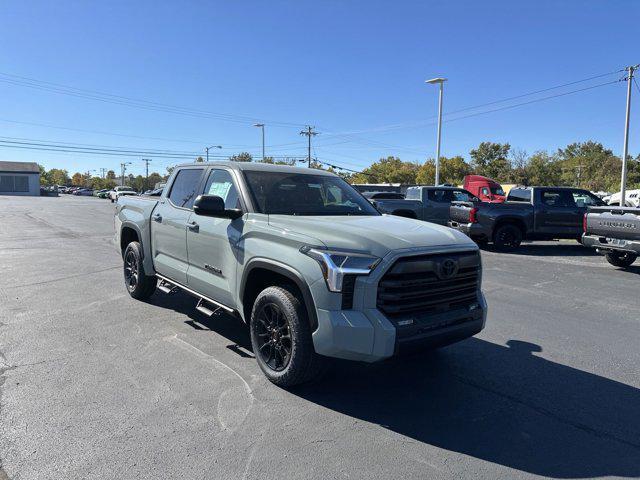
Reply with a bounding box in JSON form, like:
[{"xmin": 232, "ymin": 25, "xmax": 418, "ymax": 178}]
[
  {"xmin": 362, "ymin": 191, "xmax": 406, "ymax": 201},
  {"xmin": 108, "ymin": 186, "xmax": 137, "ymax": 203},
  {"xmin": 583, "ymin": 205, "xmax": 639, "ymax": 268},
  {"xmin": 605, "ymin": 189, "xmax": 640, "ymax": 207},
  {"xmin": 73, "ymin": 188, "xmax": 95, "ymax": 196},
  {"xmin": 448, "ymin": 186, "xmax": 606, "ymax": 249},
  {"xmin": 372, "ymin": 186, "xmax": 478, "ymax": 225}
]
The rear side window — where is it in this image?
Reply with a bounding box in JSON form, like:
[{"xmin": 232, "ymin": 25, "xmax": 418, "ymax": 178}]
[
  {"xmin": 452, "ymin": 190, "xmax": 474, "ymax": 202},
  {"xmin": 405, "ymin": 188, "xmax": 420, "ymax": 200},
  {"xmin": 540, "ymin": 190, "xmax": 574, "ymax": 207},
  {"xmin": 427, "ymin": 189, "xmax": 454, "ymax": 203},
  {"xmin": 508, "ymin": 189, "xmax": 532, "ymax": 202},
  {"xmin": 168, "ymin": 168, "xmax": 204, "ymax": 208}
]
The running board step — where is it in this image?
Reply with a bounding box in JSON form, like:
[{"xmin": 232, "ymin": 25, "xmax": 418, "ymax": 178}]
[
  {"xmin": 157, "ymin": 280, "xmax": 179, "ymax": 294},
  {"xmin": 195, "ymin": 298, "xmax": 221, "ymax": 317}
]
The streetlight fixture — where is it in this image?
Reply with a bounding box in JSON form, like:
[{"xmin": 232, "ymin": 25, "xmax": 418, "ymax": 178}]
[
  {"xmin": 253, "ymin": 123, "xmax": 265, "ymax": 161},
  {"xmin": 426, "ymin": 77, "xmax": 447, "ymax": 186},
  {"xmin": 205, "ymin": 145, "xmax": 222, "ymax": 162}
]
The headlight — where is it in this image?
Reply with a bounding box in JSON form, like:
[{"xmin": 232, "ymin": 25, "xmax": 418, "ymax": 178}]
[{"xmin": 300, "ymin": 246, "xmax": 380, "ymax": 292}]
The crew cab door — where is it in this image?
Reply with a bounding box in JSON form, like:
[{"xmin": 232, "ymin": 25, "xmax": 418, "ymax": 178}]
[
  {"xmin": 151, "ymin": 167, "xmax": 206, "ymax": 284},
  {"xmin": 534, "ymin": 189, "xmax": 581, "ymax": 237},
  {"xmin": 423, "ymin": 189, "xmax": 453, "ymax": 224},
  {"xmin": 186, "ymin": 168, "xmax": 244, "ymax": 308}
]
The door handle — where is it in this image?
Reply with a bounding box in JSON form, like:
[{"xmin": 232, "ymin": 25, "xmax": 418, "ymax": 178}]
[
  {"xmin": 152, "ymin": 213, "xmax": 162, "ymax": 222},
  {"xmin": 186, "ymin": 221, "xmax": 199, "ymax": 232}
]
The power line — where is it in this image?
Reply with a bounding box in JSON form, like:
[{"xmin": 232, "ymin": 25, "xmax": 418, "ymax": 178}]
[{"xmin": 0, "ymin": 72, "xmax": 306, "ymax": 128}]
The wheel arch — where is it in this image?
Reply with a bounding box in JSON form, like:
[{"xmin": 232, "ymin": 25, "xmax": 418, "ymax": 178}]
[
  {"xmin": 120, "ymin": 222, "xmax": 142, "ymax": 257},
  {"xmin": 240, "ymin": 259, "xmax": 318, "ymax": 331},
  {"xmin": 493, "ymin": 217, "xmax": 527, "ymax": 237}
]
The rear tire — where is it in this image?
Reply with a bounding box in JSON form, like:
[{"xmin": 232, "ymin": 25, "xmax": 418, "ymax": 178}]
[
  {"xmin": 493, "ymin": 224, "xmax": 522, "ymax": 250},
  {"xmin": 249, "ymin": 286, "xmax": 326, "ymax": 388},
  {"xmin": 605, "ymin": 251, "xmax": 637, "ymax": 268},
  {"xmin": 123, "ymin": 242, "xmax": 157, "ymax": 300}
]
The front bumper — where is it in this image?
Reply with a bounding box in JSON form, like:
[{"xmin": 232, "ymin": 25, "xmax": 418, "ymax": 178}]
[
  {"xmin": 582, "ymin": 234, "xmax": 640, "ymax": 255},
  {"xmin": 311, "ymin": 245, "xmax": 487, "ymax": 363}
]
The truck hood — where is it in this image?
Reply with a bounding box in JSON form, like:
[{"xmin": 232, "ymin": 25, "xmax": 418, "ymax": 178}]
[{"xmin": 267, "ymin": 214, "xmax": 474, "ymax": 258}]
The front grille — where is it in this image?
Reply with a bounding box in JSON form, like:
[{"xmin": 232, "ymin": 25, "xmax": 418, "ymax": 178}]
[{"xmin": 377, "ymin": 251, "xmax": 480, "ymax": 318}]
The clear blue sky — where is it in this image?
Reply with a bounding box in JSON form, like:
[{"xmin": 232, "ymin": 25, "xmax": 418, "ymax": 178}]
[{"xmin": 1, "ymin": 0, "xmax": 639, "ymax": 177}]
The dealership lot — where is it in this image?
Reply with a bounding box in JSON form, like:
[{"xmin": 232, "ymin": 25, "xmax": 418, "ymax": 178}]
[{"xmin": 1, "ymin": 195, "xmax": 639, "ymax": 480}]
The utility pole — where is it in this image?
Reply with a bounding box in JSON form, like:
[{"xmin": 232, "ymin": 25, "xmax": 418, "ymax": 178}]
[
  {"xmin": 142, "ymin": 158, "xmax": 152, "ymax": 191},
  {"xmin": 100, "ymin": 168, "xmax": 107, "ymax": 178},
  {"xmin": 299, "ymin": 126, "xmax": 318, "ymax": 168},
  {"xmin": 620, "ymin": 65, "xmax": 636, "ymax": 206},
  {"xmin": 254, "ymin": 123, "xmax": 265, "ymax": 161}
]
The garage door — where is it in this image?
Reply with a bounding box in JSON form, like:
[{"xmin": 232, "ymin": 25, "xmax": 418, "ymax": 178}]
[{"xmin": 0, "ymin": 175, "xmax": 29, "ymax": 192}]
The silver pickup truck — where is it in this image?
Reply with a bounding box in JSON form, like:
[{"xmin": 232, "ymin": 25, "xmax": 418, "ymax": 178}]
[
  {"xmin": 114, "ymin": 162, "xmax": 487, "ymax": 387},
  {"xmin": 583, "ymin": 206, "xmax": 640, "ymax": 268}
]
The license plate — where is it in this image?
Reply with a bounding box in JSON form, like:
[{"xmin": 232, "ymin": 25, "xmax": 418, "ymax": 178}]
[{"xmin": 606, "ymin": 238, "xmax": 628, "ymax": 247}]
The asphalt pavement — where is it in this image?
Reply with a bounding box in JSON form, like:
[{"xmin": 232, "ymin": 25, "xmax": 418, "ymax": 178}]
[{"xmin": 0, "ymin": 195, "xmax": 638, "ymax": 480}]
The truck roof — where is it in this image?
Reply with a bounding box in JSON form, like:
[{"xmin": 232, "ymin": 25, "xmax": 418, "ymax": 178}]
[{"xmin": 174, "ymin": 161, "xmax": 337, "ymax": 176}]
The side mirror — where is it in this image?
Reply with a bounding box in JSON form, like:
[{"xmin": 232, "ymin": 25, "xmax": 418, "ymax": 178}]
[{"xmin": 193, "ymin": 195, "xmax": 243, "ymax": 219}]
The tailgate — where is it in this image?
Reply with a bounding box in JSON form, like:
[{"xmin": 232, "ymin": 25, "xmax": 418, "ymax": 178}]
[
  {"xmin": 586, "ymin": 208, "xmax": 640, "ymax": 241},
  {"xmin": 449, "ymin": 202, "xmax": 473, "ymax": 224}
]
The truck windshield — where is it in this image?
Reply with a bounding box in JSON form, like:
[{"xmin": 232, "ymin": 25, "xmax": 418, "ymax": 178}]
[
  {"xmin": 490, "ymin": 186, "xmax": 505, "ymax": 195},
  {"xmin": 243, "ymin": 171, "xmax": 380, "ymax": 216}
]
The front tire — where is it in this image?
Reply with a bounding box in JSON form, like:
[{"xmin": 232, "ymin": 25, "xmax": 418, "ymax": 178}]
[
  {"xmin": 123, "ymin": 242, "xmax": 157, "ymax": 300},
  {"xmin": 493, "ymin": 224, "xmax": 522, "ymax": 250},
  {"xmin": 605, "ymin": 251, "xmax": 637, "ymax": 268},
  {"xmin": 250, "ymin": 286, "xmax": 326, "ymax": 387}
]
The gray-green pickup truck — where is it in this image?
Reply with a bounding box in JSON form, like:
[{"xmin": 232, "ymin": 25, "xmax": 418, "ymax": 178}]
[{"xmin": 114, "ymin": 162, "xmax": 487, "ymax": 387}]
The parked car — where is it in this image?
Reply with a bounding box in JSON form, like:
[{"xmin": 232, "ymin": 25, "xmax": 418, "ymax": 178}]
[
  {"xmin": 362, "ymin": 191, "xmax": 406, "ymax": 200},
  {"xmin": 372, "ymin": 186, "xmax": 478, "ymax": 225},
  {"xmin": 115, "ymin": 162, "xmax": 487, "ymax": 387},
  {"xmin": 448, "ymin": 186, "xmax": 606, "ymax": 249},
  {"xmin": 463, "ymin": 175, "xmax": 506, "ymax": 203},
  {"xmin": 97, "ymin": 190, "xmax": 111, "ymax": 198},
  {"xmin": 606, "ymin": 189, "xmax": 640, "ymax": 207},
  {"xmin": 582, "ymin": 206, "xmax": 639, "ymax": 268},
  {"xmin": 73, "ymin": 188, "xmax": 94, "ymax": 196},
  {"xmin": 109, "ymin": 186, "xmax": 136, "ymax": 202},
  {"xmin": 94, "ymin": 188, "xmax": 109, "ymax": 196}
]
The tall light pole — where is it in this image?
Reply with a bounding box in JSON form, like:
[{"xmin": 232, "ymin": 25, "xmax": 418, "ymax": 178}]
[
  {"xmin": 205, "ymin": 145, "xmax": 222, "ymax": 162},
  {"xmin": 426, "ymin": 77, "xmax": 447, "ymax": 186},
  {"xmin": 620, "ymin": 65, "xmax": 636, "ymax": 206},
  {"xmin": 120, "ymin": 162, "xmax": 132, "ymax": 186},
  {"xmin": 254, "ymin": 123, "xmax": 265, "ymax": 161}
]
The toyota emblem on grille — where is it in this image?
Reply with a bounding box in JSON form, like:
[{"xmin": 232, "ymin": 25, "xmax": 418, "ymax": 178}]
[{"xmin": 438, "ymin": 258, "xmax": 459, "ymax": 279}]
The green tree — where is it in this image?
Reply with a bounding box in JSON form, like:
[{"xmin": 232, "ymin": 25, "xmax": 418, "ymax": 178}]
[
  {"xmin": 416, "ymin": 156, "xmax": 471, "ymax": 185},
  {"xmin": 470, "ymin": 142, "xmax": 512, "ymax": 180},
  {"xmin": 524, "ymin": 151, "xmax": 562, "ymax": 186},
  {"xmin": 350, "ymin": 156, "xmax": 419, "ymax": 184},
  {"xmin": 229, "ymin": 152, "xmax": 253, "ymax": 162},
  {"xmin": 71, "ymin": 172, "xmax": 84, "ymax": 186},
  {"xmin": 106, "ymin": 170, "xmax": 116, "ymax": 180},
  {"xmin": 148, "ymin": 172, "xmax": 163, "ymax": 189},
  {"xmin": 556, "ymin": 141, "xmax": 621, "ymax": 191},
  {"xmin": 195, "ymin": 156, "xmax": 205, "ymax": 162}
]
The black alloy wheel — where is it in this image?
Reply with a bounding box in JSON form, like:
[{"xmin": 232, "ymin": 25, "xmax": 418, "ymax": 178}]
[
  {"xmin": 254, "ymin": 303, "xmax": 292, "ymax": 372},
  {"xmin": 124, "ymin": 249, "xmax": 139, "ymax": 292}
]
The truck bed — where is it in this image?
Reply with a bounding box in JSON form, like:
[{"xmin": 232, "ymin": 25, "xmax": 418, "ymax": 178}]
[{"xmin": 584, "ymin": 206, "xmax": 640, "ymax": 241}]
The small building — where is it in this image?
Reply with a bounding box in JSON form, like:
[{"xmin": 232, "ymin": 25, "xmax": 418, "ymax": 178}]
[{"xmin": 0, "ymin": 161, "xmax": 41, "ymax": 196}]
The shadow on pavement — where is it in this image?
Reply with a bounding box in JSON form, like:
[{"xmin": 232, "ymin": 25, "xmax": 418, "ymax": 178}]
[
  {"xmin": 483, "ymin": 242, "xmax": 599, "ymax": 257},
  {"xmin": 148, "ymin": 291, "xmax": 640, "ymax": 478},
  {"xmin": 291, "ymin": 339, "xmax": 640, "ymax": 478}
]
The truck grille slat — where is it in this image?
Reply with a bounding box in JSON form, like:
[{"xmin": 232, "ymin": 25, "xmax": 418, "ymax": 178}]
[{"xmin": 377, "ymin": 251, "xmax": 480, "ymax": 317}]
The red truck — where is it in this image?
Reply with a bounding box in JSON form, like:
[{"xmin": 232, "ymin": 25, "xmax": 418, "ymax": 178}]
[{"xmin": 463, "ymin": 175, "xmax": 506, "ymax": 203}]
